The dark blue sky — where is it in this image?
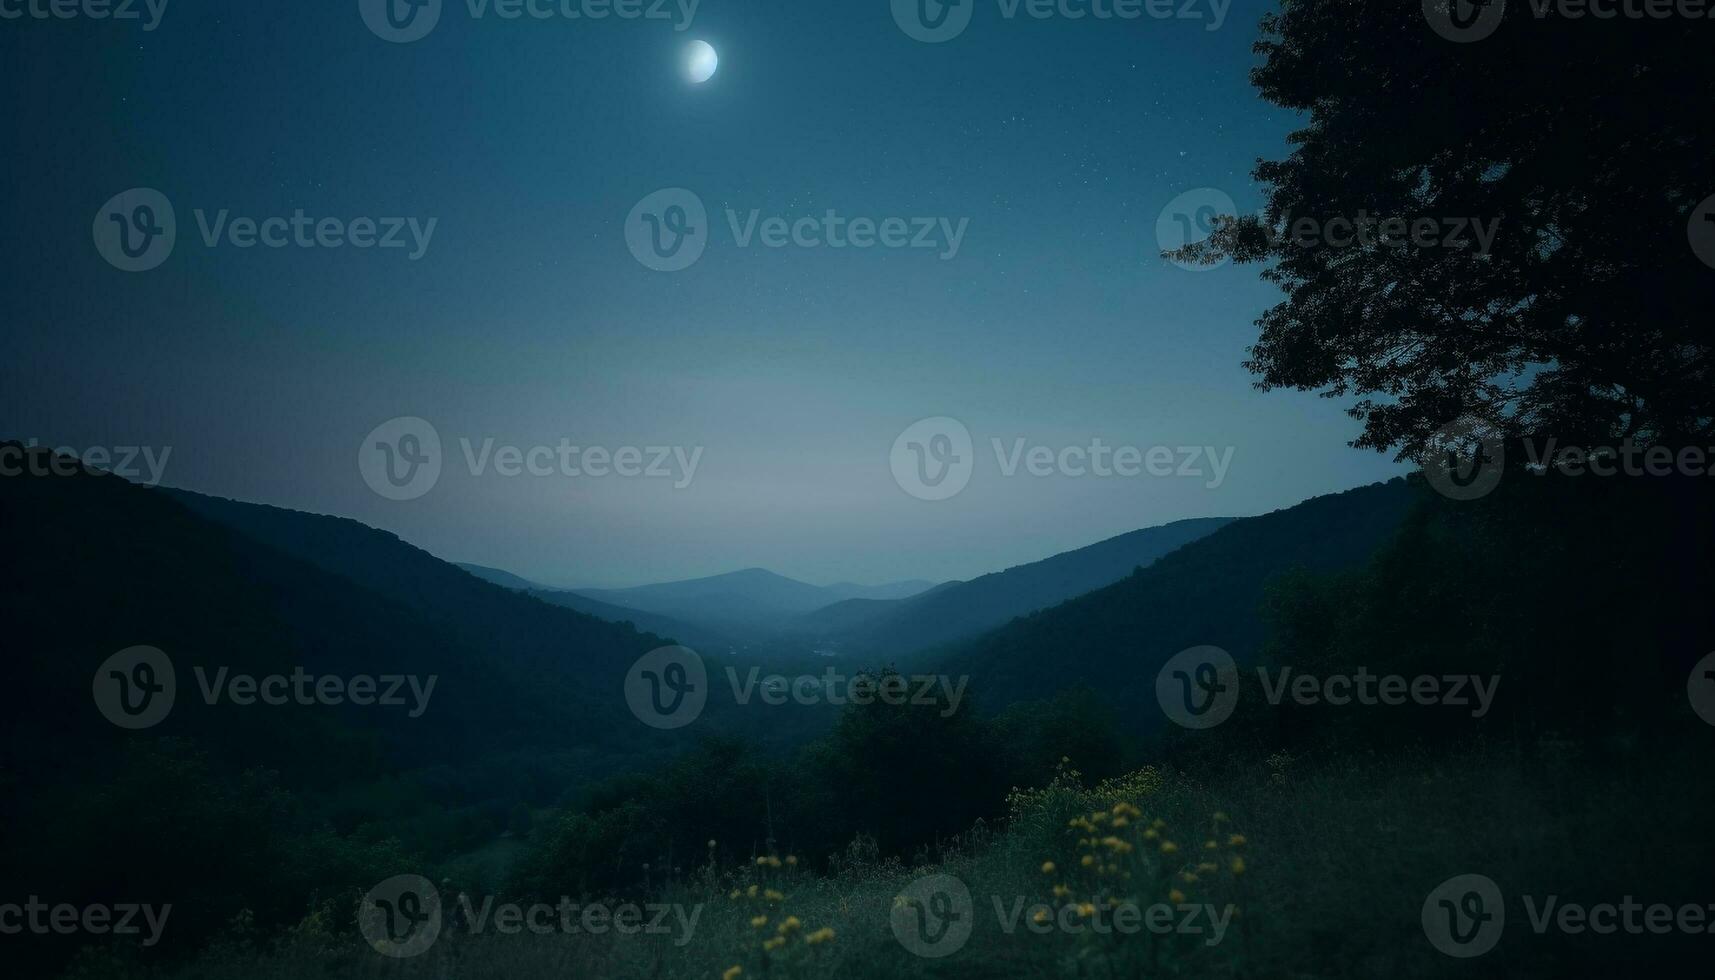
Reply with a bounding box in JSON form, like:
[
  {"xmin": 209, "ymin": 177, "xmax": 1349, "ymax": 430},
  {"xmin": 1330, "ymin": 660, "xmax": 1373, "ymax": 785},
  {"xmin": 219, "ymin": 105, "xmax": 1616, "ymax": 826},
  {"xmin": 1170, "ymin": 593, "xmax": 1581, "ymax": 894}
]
[{"xmin": 1, "ymin": 0, "xmax": 1404, "ymax": 587}]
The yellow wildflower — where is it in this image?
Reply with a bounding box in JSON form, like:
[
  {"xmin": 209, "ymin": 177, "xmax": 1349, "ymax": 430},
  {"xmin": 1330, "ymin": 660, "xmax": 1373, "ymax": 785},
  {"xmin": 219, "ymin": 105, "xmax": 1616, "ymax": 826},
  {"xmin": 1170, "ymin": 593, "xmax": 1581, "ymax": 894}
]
[
  {"xmin": 1228, "ymin": 834, "xmax": 1247, "ymax": 847},
  {"xmin": 762, "ymin": 937, "xmax": 785, "ymax": 952},
  {"xmin": 1041, "ymin": 861, "xmax": 1056, "ymax": 874},
  {"xmin": 1230, "ymin": 856, "xmax": 1246, "ymax": 875},
  {"xmin": 723, "ymin": 967, "xmax": 742, "ymax": 980},
  {"xmin": 1160, "ymin": 841, "xmax": 1179, "ymax": 855},
  {"xmin": 777, "ymin": 916, "xmax": 802, "ymax": 935},
  {"xmin": 805, "ymin": 927, "xmax": 835, "ymax": 945},
  {"xmin": 750, "ymin": 916, "xmax": 768, "ymax": 929},
  {"xmin": 1169, "ymin": 889, "xmax": 1187, "ymax": 904}
]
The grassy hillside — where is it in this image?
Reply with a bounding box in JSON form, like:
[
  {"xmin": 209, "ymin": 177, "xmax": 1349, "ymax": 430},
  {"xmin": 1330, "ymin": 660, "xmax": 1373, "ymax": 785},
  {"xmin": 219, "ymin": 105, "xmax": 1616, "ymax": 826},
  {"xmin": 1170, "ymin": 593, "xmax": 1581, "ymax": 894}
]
[{"xmin": 143, "ymin": 744, "xmax": 1713, "ymax": 979}]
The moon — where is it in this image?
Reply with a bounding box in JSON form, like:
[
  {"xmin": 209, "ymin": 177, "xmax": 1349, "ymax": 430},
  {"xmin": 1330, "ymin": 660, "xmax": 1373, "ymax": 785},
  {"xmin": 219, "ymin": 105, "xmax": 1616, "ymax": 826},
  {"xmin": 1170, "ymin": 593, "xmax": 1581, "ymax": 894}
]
[{"xmin": 684, "ymin": 40, "xmax": 718, "ymax": 84}]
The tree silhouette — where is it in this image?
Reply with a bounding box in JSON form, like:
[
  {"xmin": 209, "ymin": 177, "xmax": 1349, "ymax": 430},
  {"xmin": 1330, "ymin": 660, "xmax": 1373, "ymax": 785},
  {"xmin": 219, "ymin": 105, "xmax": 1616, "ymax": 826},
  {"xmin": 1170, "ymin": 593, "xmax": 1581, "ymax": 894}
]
[{"xmin": 1169, "ymin": 1, "xmax": 1714, "ymax": 461}]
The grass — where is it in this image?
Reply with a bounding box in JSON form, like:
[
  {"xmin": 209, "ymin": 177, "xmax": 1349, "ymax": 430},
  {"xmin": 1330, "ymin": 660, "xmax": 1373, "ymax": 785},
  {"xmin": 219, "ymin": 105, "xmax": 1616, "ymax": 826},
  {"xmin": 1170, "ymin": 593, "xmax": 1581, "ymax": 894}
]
[{"xmin": 103, "ymin": 738, "xmax": 1713, "ymax": 980}]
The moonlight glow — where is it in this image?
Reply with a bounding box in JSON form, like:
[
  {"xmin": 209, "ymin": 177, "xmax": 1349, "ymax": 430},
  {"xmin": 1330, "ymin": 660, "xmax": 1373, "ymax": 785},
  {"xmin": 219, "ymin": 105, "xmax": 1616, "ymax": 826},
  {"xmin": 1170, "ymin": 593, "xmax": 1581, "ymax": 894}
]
[{"xmin": 684, "ymin": 40, "xmax": 718, "ymax": 84}]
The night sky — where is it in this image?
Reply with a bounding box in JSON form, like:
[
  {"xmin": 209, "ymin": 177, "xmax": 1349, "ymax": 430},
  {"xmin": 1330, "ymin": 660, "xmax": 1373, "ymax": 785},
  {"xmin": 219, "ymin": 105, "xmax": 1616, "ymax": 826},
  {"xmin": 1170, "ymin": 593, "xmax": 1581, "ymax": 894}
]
[{"xmin": 1, "ymin": 0, "xmax": 1405, "ymax": 587}]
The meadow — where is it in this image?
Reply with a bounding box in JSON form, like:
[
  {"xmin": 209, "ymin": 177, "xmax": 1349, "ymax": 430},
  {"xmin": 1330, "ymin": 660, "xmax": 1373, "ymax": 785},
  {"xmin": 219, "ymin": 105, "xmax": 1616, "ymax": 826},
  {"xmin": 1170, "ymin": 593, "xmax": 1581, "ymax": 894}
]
[{"xmin": 110, "ymin": 739, "xmax": 1711, "ymax": 980}]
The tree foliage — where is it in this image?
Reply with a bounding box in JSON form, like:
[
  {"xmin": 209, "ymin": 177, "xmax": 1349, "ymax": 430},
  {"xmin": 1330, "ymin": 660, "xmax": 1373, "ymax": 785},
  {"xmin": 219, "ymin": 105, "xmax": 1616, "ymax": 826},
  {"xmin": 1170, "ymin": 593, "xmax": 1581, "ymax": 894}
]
[{"xmin": 1170, "ymin": 0, "xmax": 1715, "ymax": 458}]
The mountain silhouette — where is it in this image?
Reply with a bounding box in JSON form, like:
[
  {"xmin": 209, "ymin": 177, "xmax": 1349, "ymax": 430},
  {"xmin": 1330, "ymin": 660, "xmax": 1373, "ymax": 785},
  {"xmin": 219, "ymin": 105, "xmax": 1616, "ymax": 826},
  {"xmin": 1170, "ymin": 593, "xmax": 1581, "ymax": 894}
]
[
  {"xmin": 794, "ymin": 517, "xmax": 1235, "ymax": 655},
  {"xmin": 571, "ymin": 568, "xmax": 936, "ymax": 637},
  {"xmin": 937, "ymin": 479, "xmax": 1421, "ymax": 721}
]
